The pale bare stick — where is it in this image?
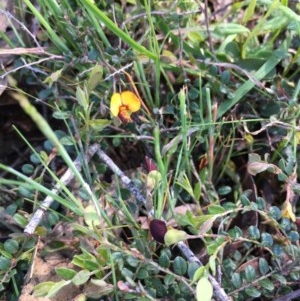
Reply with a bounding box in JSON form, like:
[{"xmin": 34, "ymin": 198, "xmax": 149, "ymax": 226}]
[
  {"xmin": 0, "ymin": 9, "xmax": 42, "ymax": 49},
  {"xmin": 0, "ymin": 48, "xmax": 46, "ymax": 55},
  {"xmin": 96, "ymin": 148, "xmax": 147, "ymax": 207},
  {"xmin": 24, "ymin": 143, "xmax": 100, "ymax": 235},
  {"xmin": 0, "ymin": 56, "xmax": 64, "ymax": 79}
]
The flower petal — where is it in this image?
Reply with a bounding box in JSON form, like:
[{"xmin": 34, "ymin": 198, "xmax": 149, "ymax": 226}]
[
  {"xmin": 110, "ymin": 93, "xmax": 122, "ymax": 116},
  {"xmin": 120, "ymin": 91, "xmax": 141, "ymax": 112}
]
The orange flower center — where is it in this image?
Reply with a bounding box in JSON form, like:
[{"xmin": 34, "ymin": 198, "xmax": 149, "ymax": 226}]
[{"xmin": 118, "ymin": 106, "xmax": 132, "ymax": 123}]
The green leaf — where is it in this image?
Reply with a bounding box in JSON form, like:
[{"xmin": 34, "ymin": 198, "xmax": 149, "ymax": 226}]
[
  {"xmin": 217, "ymin": 185, "xmax": 232, "ymax": 196},
  {"xmin": 0, "ymin": 257, "xmax": 10, "ymax": 271},
  {"xmin": 240, "ymin": 195, "xmax": 251, "ymax": 206},
  {"xmin": 88, "ymin": 119, "xmax": 111, "ymax": 131},
  {"xmin": 207, "ymin": 205, "xmax": 226, "ymax": 214},
  {"xmin": 208, "ymin": 256, "xmax": 216, "ymax": 276},
  {"xmin": 159, "ymin": 253, "xmax": 170, "ymax": 268},
  {"xmin": 87, "ymin": 64, "xmax": 103, "ymax": 94},
  {"xmin": 206, "ymin": 238, "xmax": 225, "ymax": 256},
  {"xmin": 72, "ymin": 270, "xmax": 91, "ymax": 286},
  {"xmin": 173, "ymin": 256, "xmax": 187, "ymax": 276},
  {"xmin": 261, "ymin": 233, "xmax": 274, "ymax": 247},
  {"xmin": 136, "ymin": 268, "xmax": 148, "ymax": 280},
  {"xmin": 231, "ymin": 273, "xmax": 242, "ymax": 289},
  {"xmin": 55, "ymin": 267, "xmax": 77, "ymax": 280},
  {"xmin": 248, "ymin": 226, "xmax": 260, "ymax": 240},
  {"xmin": 191, "ymin": 266, "xmax": 206, "ymax": 284},
  {"xmin": 228, "ymin": 226, "xmax": 243, "ymax": 239},
  {"xmin": 47, "ymin": 280, "xmax": 72, "ymax": 298},
  {"xmin": 164, "ymin": 274, "xmax": 175, "ymax": 286},
  {"xmin": 259, "ymin": 278, "xmax": 274, "ymax": 291},
  {"xmin": 21, "ymin": 164, "xmax": 34, "ymax": 174},
  {"xmin": 272, "ymin": 274, "xmax": 287, "ymax": 285},
  {"xmin": 126, "ymin": 256, "xmax": 139, "ymax": 268},
  {"xmin": 176, "ymin": 172, "xmax": 195, "ymax": 199},
  {"xmin": 258, "ymin": 258, "xmax": 270, "ymax": 275},
  {"xmin": 4, "ymin": 239, "xmax": 19, "ymax": 254},
  {"xmin": 214, "ymin": 23, "xmax": 249, "ymax": 36},
  {"xmin": 60, "ymin": 136, "xmax": 74, "ymax": 146},
  {"xmin": 52, "ymin": 111, "xmax": 71, "ymax": 120},
  {"xmin": 84, "ymin": 204, "xmax": 101, "ymax": 228},
  {"xmin": 76, "ymin": 86, "xmax": 89, "ymax": 110},
  {"xmin": 242, "ymin": 0, "xmax": 256, "ymax": 24},
  {"xmin": 245, "ymin": 287, "xmax": 261, "ymax": 298},
  {"xmin": 43, "ymin": 68, "xmax": 63, "ymax": 87},
  {"xmin": 188, "ymin": 262, "xmax": 200, "ymax": 279},
  {"xmin": 245, "ymin": 265, "xmax": 256, "ymax": 282},
  {"xmin": 34, "ymin": 282, "xmax": 56, "ymax": 297},
  {"xmin": 196, "ymin": 277, "xmax": 213, "ymax": 301},
  {"xmin": 121, "ymin": 267, "xmax": 133, "ymax": 279}
]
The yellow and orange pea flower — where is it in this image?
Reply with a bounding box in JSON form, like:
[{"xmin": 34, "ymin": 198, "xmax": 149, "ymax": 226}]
[{"xmin": 110, "ymin": 90, "xmax": 141, "ymax": 123}]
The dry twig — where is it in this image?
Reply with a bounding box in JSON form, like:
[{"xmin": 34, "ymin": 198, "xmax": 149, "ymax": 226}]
[{"xmin": 24, "ymin": 144, "xmax": 100, "ymax": 235}]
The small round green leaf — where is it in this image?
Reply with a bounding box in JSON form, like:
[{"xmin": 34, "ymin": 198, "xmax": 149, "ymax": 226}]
[
  {"xmin": 248, "ymin": 226, "xmax": 260, "ymax": 240},
  {"xmin": 220, "ymin": 70, "xmax": 230, "ymax": 84},
  {"xmin": 60, "ymin": 136, "xmax": 74, "ymax": 146},
  {"xmin": 269, "ymin": 206, "xmax": 281, "ymax": 220},
  {"xmin": 231, "ymin": 273, "xmax": 242, "ymax": 289},
  {"xmin": 188, "ymin": 261, "xmax": 200, "ymax": 279},
  {"xmin": 164, "ymin": 274, "xmax": 175, "ymax": 286},
  {"xmin": 0, "ymin": 257, "xmax": 10, "ymax": 271},
  {"xmin": 30, "ymin": 153, "xmax": 40, "ymax": 164},
  {"xmin": 261, "ymin": 233, "xmax": 273, "ymax": 247},
  {"xmin": 259, "ymin": 278, "xmax": 274, "ymax": 291},
  {"xmin": 288, "ymin": 231, "xmax": 299, "ymax": 242},
  {"xmin": 245, "ymin": 265, "xmax": 256, "ymax": 282},
  {"xmin": 272, "ymin": 244, "xmax": 283, "ymax": 256},
  {"xmin": 245, "ymin": 287, "xmax": 261, "ymax": 298},
  {"xmin": 217, "ymin": 185, "xmax": 232, "ymax": 196},
  {"xmin": 159, "ymin": 252, "xmax": 170, "ymax": 268},
  {"xmin": 173, "ymin": 256, "xmax": 187, "ymax": 276},
  {"xmin": 121, "ymin": 267, "xmax": 133, "ymax": 279},
  {"xmin": 259, "ymin": 258, "xmax": 269, "ymax": 275},
  {"xmin": 18, "ymin": 187, "xmax": 33, "ymax": 198},
  {"xmin": 126, "ymin": 256, "xmax": 139, "ymax": 268},
  {"xmin": 136, "ymin": 268, "xmax": 148, "ymax": 280},
  {"xmin": 21, "ymin": 164, "xmax": 34, "ymax": 174},
  {"xmin": 4, "ymin": 239, "xmax": 19, "ymax": 254}
]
